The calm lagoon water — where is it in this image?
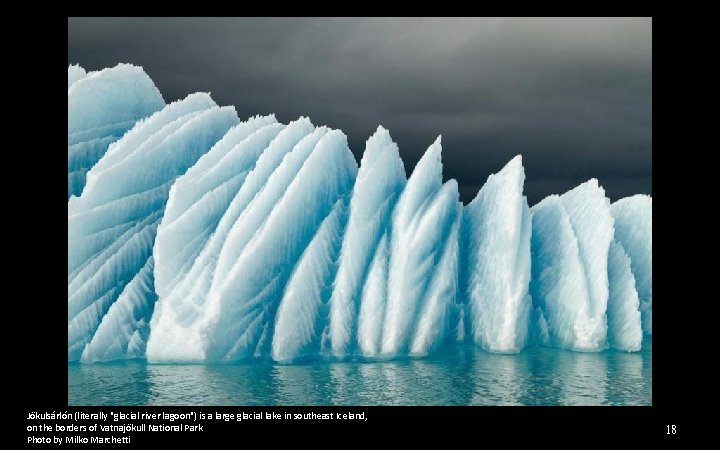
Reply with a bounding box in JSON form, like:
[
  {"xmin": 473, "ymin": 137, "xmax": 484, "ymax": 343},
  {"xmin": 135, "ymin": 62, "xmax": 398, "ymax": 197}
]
[{"xmin": 68, "ymin": 343, "xmax": 651, "ymax": 406}]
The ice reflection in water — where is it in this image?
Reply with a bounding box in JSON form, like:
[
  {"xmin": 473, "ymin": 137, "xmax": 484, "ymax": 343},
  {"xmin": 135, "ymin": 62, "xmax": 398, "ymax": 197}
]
[
  {"xmin": 69, "ymin": 343, "xmax": 651, "ymax": 406},
  {"xmin": 557, "ymin": 352, "xmax": 608, "ymax": 405},
  {"xmin": 470, "ymin": 352, "xmax": 527, "ymax": 405},
  {"xmin": 271, "ymin": 364, "xmax": 331, "ymax": 405},
  {"xmin": 606, "ymin": 351, "xmax": 648, "ymax": 406}
]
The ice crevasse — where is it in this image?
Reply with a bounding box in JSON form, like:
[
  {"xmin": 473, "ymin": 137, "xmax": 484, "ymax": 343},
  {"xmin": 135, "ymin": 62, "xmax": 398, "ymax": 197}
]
[{"xmin": 68, "ymin": 64, "xmax": 652, "ymax": 363}]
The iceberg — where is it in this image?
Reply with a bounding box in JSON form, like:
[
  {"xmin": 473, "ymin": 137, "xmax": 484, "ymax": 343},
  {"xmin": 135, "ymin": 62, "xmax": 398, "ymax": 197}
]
[
  {"xmin": 68, "ymin": 64, "xmax": 165, "ymax": 199},
  {"xmin": 329, "ymin": 126, "xmax": 406, "ymax": 358},
  {"xmin": 382, "ymin": 137, "xmax": 462, "ymax": 357},
  {"xmin": 68, "ymin": 93, "xmax": 238, "ymax": 362},
  {"xmin": 272, "ymin": 198, "xmax": 347, "ymax": 362},
  {"xmin": 68, "ymin": 63, "xmax": 652, "ymax": 363},
  {"xmin": 199, "ymin": 129, "xmax": 357, "ymax": 361},
  {"xmin": 529, "ymin": 180, "xmax": 614, "ymax": 351},
  {"xmin": 607, "ymin": 241, "xmax": 642, "ymax": 351},
  {"xmin": 152, "ymin": 114, "xmax": 281, "ymax": 298},
  {"xmin": 68, "ymin": 64, "xmax": 86, "ymax": 88},
  {"xmin": 147, "ymin": 121, "xmax": 358, "ymax": 361},
  {"xmin": 463, "ymin": 156, "xmax": 531, "ymax": 353},
  {"xmin": 81, "ymin": 256, "xmax": 158, "ymax": 362},
  {"xmin": 611, "ymin": 195, "xmax": 652, "ymax": 335}
]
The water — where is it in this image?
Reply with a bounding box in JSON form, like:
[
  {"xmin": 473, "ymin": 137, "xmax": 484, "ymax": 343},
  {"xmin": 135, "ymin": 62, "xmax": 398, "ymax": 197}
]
[{"xmin": 68, "ymin": 343, "xmax": 651, "ymax": 406}]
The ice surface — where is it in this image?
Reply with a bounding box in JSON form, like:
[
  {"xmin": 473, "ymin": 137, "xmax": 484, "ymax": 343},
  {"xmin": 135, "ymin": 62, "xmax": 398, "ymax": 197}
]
[
  {"xmin": 329, "ymin": 126, "xmax": 406, "ymax": 357},
  {"xmin": 68, "ymin": 64, "xmax": 165, "ymax": 199},
  {"xmin": 607, "ymin": 241, "xmax": 642, "ymax": 351},
  {"xmin": 68, "ymin": 64, "xmax": 86, "ymax": 89},
  {"xmin": 81, "ymin": 257, "xmax": 158, "ymax": 362},
  {"xmin": 203, "ymin": 129, "xmax": 357, "ymax": 361},
  {"xmin": 68, "ymin": 65, "xmax": 652, "ymax": 362},
  {"xmin": 529, "ymin": 180, "xmax": 614, "ymax": 351},
  {"xmin": 408, "ymin": 194, "xmax": 461, "ymax": 357},
  {"xmin": 152, "ymin": 115, "xmax": 280, "ymax": 297},
  {"xmin": 272, "ymin": 198, "xmax": 347, "ymax": 362},
  {"xmin": 356, "ymin": 233, "xmax": 390, "ymax": 356},
  {"xmin": 611, "ymin": 195, "xmax": 652, "ymax": 335},
  {"xmin": 146, "ymin": 119, "xmax": 321, "ymax": 360},
  {"xmin": 147, "ymin": 124, "xmax": 358, "ymax": 361},
  {"xmin": 382, "ymin": 137, "xmax": 462, "ymax": 356},
  {"xmin": 463, "ymin": 156, "xmax": 531, "ymax": 353},
  {"xmin": 68, "ymin": 94, "xmax": 238, "ymax": 361}
]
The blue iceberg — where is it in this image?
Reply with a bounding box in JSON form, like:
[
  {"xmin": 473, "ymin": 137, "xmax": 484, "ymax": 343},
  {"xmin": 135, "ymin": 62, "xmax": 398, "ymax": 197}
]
[
  {"xmin": 463, "ymin": 156, "xmax": 531, "ymax": 353},
  {"xmin": 611, "ymin": 195, "xmax": 652, "ymax": 336},
  {"xmin": 68, "ymin": 64, "xmax": 652, "ymax": 362},
  {"xmin": 68, "ymin": 64, "xmax": 165, "ymax": 199},
  {"xmin": 529, "ymin": 180, "xmax": 614, "ymax": 351}
]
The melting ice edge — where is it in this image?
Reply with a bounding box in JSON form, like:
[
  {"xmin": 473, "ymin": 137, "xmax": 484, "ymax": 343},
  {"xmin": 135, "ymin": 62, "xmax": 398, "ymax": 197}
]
[{"xmin": 68, "ymin": 64, "xmax": 652, "ymax": 363}]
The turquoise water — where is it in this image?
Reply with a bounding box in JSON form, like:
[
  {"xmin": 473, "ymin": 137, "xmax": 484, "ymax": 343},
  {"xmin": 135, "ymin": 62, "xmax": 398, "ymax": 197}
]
[{"xmin": 68, "ymin": 343, "xmax": 651, "ymax": 406}]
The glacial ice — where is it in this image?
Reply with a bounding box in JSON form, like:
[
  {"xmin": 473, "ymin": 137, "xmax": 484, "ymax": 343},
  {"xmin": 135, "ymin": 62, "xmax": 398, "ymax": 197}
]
[
  {"xmin": 147, "ymin": 119, "xmax": 330, "ymax": 361},
  {"xmin": 529, "ymin": 180, "xmax": 614, "ymax": 351},
  {"xmin": 68, "ymin": 64, "xmax": 652, "ymax": 363},
  {"xmin": 611, "ymin": 195, "xmax": 652, "ymax": 335},
  {"xmin": 152, "ymin": 114, "xmax": 281, "ymax": 298},
  {"xmin": 607, "ymin": 241, "xmax": 642, "ymax": 351},
  {"xmin": 330, "ymin": 127, "xmax": 406, "ymax": 357},
  {"xmin": 382, "ymin": 138, "xmax": 463, "ymax": 356},
  {"xmin": 68, "ymin": 93, "xmax": 238, "ymax": 362},
  {"xmin": 463, "ymin": 156, "xmax": 531, "ymax": 353},
  {"xmin": 68, "ymin": 64, "xmax": 86, "ymax": 88},
  {"xmin": 68, "ymin": 64, "xmax": 165, "ymax": 199},
  {"xmin": 272, "ymin": 198, "xmax": 347, "ymax": 362}
]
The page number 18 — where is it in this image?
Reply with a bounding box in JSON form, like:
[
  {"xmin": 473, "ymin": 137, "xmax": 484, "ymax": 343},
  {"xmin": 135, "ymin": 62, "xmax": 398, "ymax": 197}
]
[{"xmin": 667, "ymin": 425, "xmax": 677, "ymax": 435}]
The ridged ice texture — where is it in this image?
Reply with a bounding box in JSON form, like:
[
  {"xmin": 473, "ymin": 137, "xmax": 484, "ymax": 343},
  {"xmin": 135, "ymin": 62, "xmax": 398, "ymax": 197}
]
[
  {"xmin": 611, "ymin": 195, "xmax": 652, "ymax": 335},
  {"xmin": 147, "ymin": 122, "xmax": 358, "ymax": 362},
  {"xmin": 607, "ymin": 241, "xmax": 642, "ymax": 351},
  {"xmin": 152, "ymin": 114, "xmax": 280, "ymax": 297},
  {"xmin": 81, "ymin": 257, "xmax": 158, "ymax": 361},
  {"xmin": 529, "ymin": 180, "xmax": 614, "ymax": 351},
  {"xmin": 464, "ymin": 155, "xmax": 531, "ymax": 353},
  {"xmin": 272, "ymin": 198, "xmax": 347, "ymax": 362},
  {"xmin": 329, "ymin": 126, "xmax": 407, "ymax": 357},
  {"xmin": 68, "ymin": 64, "xmax": 653, "ymax": 362},
  {"xmin": 147, "ymin": 119, "xmax": 318, "ymax": 360},
  {"xmin": 381, "ymin": 137, "xmax": 463, "ymax": 357},
  {"xmin": 68, "ymin": 93, "xmax": 238, "ymax": 362},
  {"xmin": 68, "ymin": 64, "xmax": 165, "ymax": 199}
]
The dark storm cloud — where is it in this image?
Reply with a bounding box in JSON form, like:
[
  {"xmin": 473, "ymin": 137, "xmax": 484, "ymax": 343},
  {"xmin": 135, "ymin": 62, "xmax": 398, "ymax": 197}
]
[{"xmin": 68, "ymin": 17, "xmax": 651, "ymax": 205}]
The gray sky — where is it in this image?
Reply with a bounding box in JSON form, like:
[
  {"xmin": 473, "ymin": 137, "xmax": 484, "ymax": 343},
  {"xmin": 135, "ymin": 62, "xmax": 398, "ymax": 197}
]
[{"xmin": 68, "ymin": 17, "xmax": 651, "ymax": 205}]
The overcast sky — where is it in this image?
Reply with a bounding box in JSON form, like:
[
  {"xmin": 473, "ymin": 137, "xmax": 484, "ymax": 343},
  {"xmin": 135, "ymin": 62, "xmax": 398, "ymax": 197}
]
[{"xmin": 68, "ymin": 17, "xmax": 651, "ymax": 205}]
